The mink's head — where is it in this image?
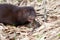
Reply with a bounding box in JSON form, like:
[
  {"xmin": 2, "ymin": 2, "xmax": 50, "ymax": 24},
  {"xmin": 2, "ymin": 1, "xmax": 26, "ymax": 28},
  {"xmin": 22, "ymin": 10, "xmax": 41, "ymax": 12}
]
[{"xmin": 18, "ymin": 7, "xmax": 36, "ymax": 23}]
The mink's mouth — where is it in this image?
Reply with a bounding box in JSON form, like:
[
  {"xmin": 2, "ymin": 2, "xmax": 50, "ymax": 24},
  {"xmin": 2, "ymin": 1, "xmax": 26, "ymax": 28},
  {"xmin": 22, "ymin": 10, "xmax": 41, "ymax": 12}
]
[
  {"xmin": 27, "ymin": 17, "xmax": 35, "ymax": 22},
  {"xmin": 27, "ymin": 16, "xmax": 35, "ymax": 22},
  {"xmin": 28, "ymin": 19, "xmax": 34, "ymax": 22}
]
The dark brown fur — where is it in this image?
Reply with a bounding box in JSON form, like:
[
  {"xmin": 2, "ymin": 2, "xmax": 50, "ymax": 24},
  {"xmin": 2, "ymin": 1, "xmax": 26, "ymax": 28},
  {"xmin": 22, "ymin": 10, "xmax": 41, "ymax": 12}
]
[{"xmin": 0, "ymin": 4, "xmax": 36, "ymax": 26}]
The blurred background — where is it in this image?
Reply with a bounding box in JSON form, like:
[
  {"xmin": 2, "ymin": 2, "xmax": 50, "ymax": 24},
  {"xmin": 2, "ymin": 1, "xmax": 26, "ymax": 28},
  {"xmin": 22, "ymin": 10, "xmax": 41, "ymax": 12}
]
[{"xmin": 0, "ymin": 0, "xmax": 60, "ymax": 40}]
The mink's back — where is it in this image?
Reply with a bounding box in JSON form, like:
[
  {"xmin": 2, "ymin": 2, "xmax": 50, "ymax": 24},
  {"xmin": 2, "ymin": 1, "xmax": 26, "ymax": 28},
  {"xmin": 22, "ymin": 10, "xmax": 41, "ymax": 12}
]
[{"xmin": 0, "ymin": 4, "xmax": 19, "ymax": 25}]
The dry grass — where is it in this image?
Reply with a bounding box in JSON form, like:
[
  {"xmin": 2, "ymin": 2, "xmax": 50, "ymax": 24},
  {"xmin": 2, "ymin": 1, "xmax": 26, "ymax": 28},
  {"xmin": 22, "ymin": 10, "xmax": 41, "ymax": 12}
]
[{"xmin": 0, "ymin": 0, "xmax": 60, "ymax": 40}]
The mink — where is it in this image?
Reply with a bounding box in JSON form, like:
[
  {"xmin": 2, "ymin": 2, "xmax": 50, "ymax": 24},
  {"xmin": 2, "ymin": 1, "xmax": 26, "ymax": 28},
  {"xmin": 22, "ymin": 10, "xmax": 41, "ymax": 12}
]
[{"xmin": 0, "ymin": 4, "xmax": 36, "ymax": 26}]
